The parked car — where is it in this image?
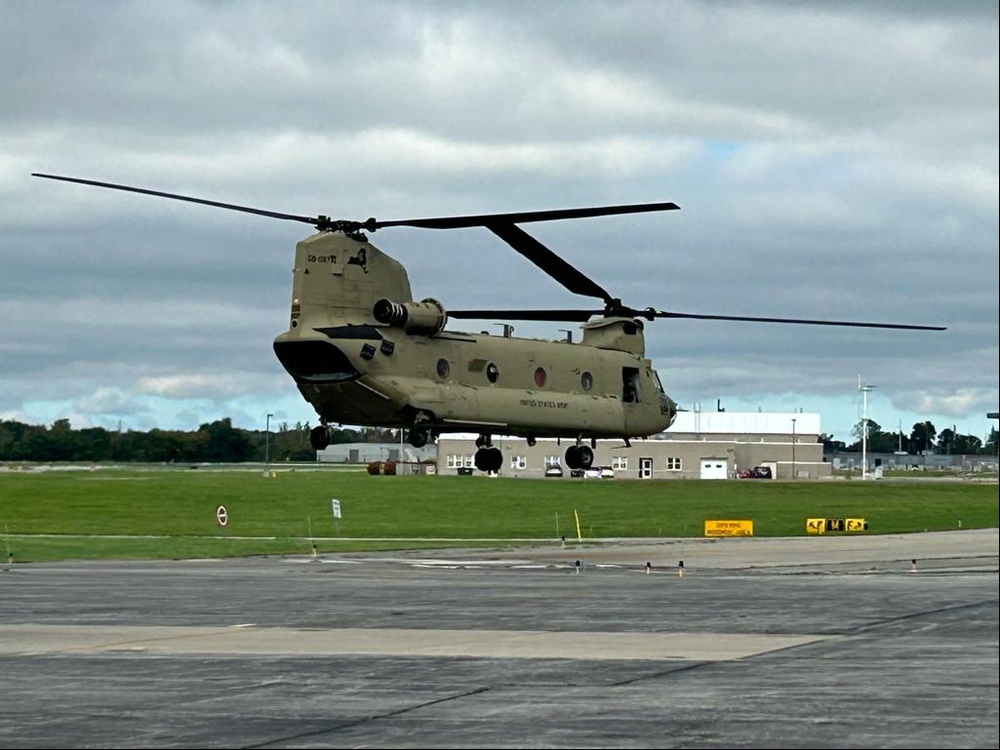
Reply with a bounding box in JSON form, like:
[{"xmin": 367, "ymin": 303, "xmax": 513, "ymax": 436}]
[{"xmin": 544, "ymin": 465, "xmax": 563, "ymax": 477}]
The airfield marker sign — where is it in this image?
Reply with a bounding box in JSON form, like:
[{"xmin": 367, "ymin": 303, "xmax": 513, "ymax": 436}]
[{"xmin": 331, "ymin": 498, "xmax": 341, "ymax": 536}]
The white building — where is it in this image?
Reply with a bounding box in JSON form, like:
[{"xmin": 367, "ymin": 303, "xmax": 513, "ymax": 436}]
[{"xmin": 434, "ymin": 411, "xmax": 827, "ymax": 480}]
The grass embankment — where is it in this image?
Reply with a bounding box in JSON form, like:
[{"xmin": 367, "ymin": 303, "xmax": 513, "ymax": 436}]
[{"xmin": 1, "ymin": 467, "xmax": 996, "ymax": 562}]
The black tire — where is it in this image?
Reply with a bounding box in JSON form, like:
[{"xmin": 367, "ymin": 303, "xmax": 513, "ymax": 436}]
[
  {"xmin": 565, "ymin": 445, "xmax": 580, "ymax": 470},
  {"xmin": 309, "ymin": 426, "xmax": 330, "ymax": 450}
]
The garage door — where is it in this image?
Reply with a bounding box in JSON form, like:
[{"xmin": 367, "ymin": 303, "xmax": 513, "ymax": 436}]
[{"xmin": 699, "ymin": 458, "xmax": 728, "ymax": 480}]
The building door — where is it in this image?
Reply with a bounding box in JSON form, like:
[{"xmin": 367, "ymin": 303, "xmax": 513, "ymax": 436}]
[
  {"xmin": 699, "ymin": 458, "xmax": 728, "ymax": 480},
  {"xmin": 639, "ymin": 457, "xmax": 653, "ymax": 479}
]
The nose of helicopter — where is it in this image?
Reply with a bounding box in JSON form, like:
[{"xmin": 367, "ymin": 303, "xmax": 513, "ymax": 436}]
[{"xmin": 660, "ymin": 393, "xmax": 678, "ymax": 427}]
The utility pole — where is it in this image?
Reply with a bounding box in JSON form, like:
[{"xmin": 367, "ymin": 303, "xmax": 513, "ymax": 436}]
[
  {"xmin": 791, "ymin": 417, "xmax": 796, "ymax": 480},
  {"xmin": 859, "ymin": 376, "xmax": 876, "ymax": 480},
  {"xmin": 265, "ymin": 412, "xmax": 274, "ymax": 473}
]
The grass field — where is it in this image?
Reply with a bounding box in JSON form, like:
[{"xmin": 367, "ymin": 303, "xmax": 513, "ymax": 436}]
[{"xmin": 1, "ymin": 466, "xmax": 997, "ymax": 563}]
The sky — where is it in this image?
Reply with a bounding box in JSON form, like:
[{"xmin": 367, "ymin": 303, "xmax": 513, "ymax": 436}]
[{"xmin": 2, "ymin": 0, "xmax": 997, "ymax": 446}]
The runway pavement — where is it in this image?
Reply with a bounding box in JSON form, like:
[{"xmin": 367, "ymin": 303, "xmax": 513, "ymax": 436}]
[{"xmin": 1, "ymin": 529, "xmax": 997, "ymax": 749}]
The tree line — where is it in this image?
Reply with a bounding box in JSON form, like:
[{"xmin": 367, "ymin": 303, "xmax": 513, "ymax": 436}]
[
  {"xmin": 820, "ymin": 419, "xmax": 998, "ymax": 456},
  {"xmin": 1, "ymin": 417, "xmax": 995, "ymax": 464},
  {"xmin": 0, "ymin": 418, "xmax": 398, "ymax": 464}
]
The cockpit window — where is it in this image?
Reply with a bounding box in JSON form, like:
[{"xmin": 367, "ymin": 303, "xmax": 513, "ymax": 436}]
[{"xmin": 651, "ymin": 369, "xmax": 664, "ymax": 392}]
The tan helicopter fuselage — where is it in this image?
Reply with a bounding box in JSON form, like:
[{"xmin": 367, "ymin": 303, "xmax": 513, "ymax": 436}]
[{"xmin": 272, "ymin": 231, "xmax": 678, "ymax": 441}]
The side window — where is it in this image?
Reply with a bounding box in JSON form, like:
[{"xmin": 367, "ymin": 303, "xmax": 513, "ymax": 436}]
[{"xmin": 622, "ymin": 367, "xmax": 640, "ymax": 403}]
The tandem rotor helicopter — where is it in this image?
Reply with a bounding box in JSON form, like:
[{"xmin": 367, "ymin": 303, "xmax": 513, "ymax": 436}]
[{"xmin": 33, "ymin": 173, "xmax": 945, "ymax": 473}]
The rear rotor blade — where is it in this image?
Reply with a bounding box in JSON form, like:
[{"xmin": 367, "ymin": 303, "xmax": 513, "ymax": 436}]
[
  {"xmin": 373, "ymin": 201, "xmax": 679, "ymax": 230},
  {"xmin": 33, "ymin": 174, "xmax": 679, "ymax": 237},
  {"xmin": 32, "ymin": 173, "xmax": 322, "ymax": 227}
]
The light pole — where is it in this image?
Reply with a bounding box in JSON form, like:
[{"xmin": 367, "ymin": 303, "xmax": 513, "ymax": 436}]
[
  {"xmin": 989, "ymin": 412, "xmax": 999, "ymax": 471},
  {"xmin": 859, "ymin": 377, "xmax": 876, "ymax": 479},
  {"xmin": 265, "ymin": 413, "xmax": 274, "ymax": 472},
  {"xmin": 791, "ymin": 417, "xmax": 796, "ymax": 480}
]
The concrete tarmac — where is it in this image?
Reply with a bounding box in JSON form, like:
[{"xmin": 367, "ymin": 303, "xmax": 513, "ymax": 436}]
[{"xmin": 1, "ymin": 529, "xmax": 997, "ymax": 749}]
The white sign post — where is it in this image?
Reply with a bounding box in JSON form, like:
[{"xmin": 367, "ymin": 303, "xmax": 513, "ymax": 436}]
[{"xmin": 331, "ymin": 498, "xmax": 341, "ymax": 536}]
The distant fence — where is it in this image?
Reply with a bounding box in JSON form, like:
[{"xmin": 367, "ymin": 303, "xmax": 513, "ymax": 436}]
[{"xmin": 826, "ymin": 451, "xmax": 998, "ymax": 472}]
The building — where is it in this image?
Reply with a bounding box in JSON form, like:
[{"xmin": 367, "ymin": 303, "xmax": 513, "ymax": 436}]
[
  {"xmin": 434, "ymin": 411, "xmax": 827, "ymax": 480},
  {"xmin": 316, "ymin": 441, "xmax": 436, "ymax": 465}
]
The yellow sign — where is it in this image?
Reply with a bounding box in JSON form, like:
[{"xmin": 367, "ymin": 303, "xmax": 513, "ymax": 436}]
[
  {"xmin": 704, "ymin": 519, "xmax": 754, "ymax": 537},
  {"xmin": 806, "ymin": 517, "xmax": 867, "ymax": 534}
]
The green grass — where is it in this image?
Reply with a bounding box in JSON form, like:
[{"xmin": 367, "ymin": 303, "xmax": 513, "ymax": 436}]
[{"xmin": 1, "ymin": 467, "xmax": 996, "ymax": 563}]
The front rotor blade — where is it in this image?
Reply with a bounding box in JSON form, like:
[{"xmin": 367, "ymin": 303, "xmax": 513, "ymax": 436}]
[
  {"xmin": 32, "ymin": 173, "xmax": 323, "ymax": 227},
  {"xmin": 448, "ymin": 309, "xmax": 601, "ymax": 322},
  {"xmin": 373, "ymin": 201, "xmax": 679, "ymax": 230},
  {"xmin": 650, "ymin": 309, "xmax": 946, "ymax": 331},
  {"xmin": 486, "ymin": 222, "xmax": 615, "ymax": 303}
]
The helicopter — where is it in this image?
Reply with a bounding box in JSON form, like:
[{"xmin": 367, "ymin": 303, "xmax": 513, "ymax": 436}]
[{"xmin": 32, "ymin": 173, "xmax": 946, "ymax": 473}]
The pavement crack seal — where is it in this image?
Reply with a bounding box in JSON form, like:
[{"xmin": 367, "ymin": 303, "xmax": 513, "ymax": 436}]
[{"xmin": 240, "ymin": 686, "xmax": 494, "ymax": 749}]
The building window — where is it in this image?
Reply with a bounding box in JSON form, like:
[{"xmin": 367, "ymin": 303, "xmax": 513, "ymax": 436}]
[
  {"xmin": 510, "ymin": 455, "xmax": 527, "ymax": 470},
  {"xmin": 545, "ymin": 455, "xmax": 561, "ymax": 468},
  {"xmin": 666, "ymin": 457, "xmax": 682, "ymax": 471},
  {"xmin": 446, "ymin": 454, "xmax": 462, "ymax": 469},
  {"xmin": 463, "ymin": 454, "xmax": 475, "ymax": 468},
  {"xmin": 611, "ymin": 456, "xmax": 628, "ymax": 471}
]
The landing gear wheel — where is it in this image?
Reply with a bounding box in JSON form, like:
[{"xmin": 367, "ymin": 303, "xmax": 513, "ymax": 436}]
[
  {"xmin": 565, "ymin": 445, "xmax": 580, "ymax": 470},
  {"xmin": 565, "ymin": 445, "xmax": 594, "ymax": 470},
  {"xmin": 309, "ymin": 426, "xmax": 330, "ymax": 451},
  {"xmin": 475, "ymin": 446, "xmax": 503, "ymax": 473},
  {"xmin": 407, "ymin": 429, "xmax": 429, "ymax": 448}
]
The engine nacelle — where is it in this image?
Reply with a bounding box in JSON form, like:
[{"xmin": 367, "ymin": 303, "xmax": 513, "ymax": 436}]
[{"xmin": 372, "ymin": 297, "xmax": 447, "ymax": 335}]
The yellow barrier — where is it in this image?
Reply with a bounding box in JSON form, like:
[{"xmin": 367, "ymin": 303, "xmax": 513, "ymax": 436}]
[
  {"xmin": 806, "ymin": 518, "xmax": 826, "ymax": 535},
  {"xmin": 704, "ymin": 519, "xmax": 754, "ymax": 537},
  {"xmin": 845, "ymin": 518, "xmax": 868, "ymax": 532}
]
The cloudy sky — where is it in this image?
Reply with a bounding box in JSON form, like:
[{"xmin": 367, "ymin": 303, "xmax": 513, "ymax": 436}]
[{"xmin": 2, "ymin": 0, "xmax": 997, "ymax": 445}]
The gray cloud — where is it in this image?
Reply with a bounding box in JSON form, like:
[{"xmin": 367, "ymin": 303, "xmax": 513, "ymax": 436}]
[{"xmin": 2, "ymin": 0, "xmax": 996, "ymax": 441}]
